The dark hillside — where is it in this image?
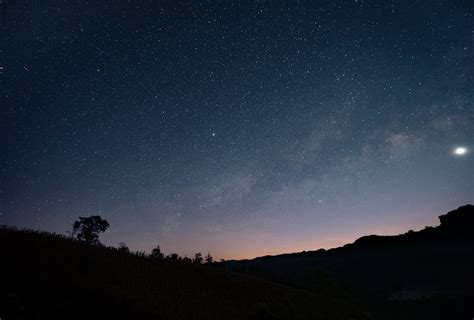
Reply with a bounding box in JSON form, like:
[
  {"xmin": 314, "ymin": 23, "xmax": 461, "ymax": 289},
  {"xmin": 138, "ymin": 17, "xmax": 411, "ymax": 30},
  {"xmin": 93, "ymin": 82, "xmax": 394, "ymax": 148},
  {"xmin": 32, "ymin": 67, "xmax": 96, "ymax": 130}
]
[
  {"xmin": 225, "ymin": 205, "xmax": 474, "ymax": 319},
  {"xmin": 0, "ymin": 227, "xmax": 362, "ymax": 320}
]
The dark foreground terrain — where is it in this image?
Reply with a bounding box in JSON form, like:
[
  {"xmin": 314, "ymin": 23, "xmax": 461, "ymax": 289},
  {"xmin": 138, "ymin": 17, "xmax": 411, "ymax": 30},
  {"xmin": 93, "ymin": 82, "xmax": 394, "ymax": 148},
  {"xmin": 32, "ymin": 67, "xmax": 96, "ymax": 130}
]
[
  {"xmin": 0, "ymin": 227, "xmax": 361, "ymax": 320},
  {"xmin": 225, "ymin": 205, "xmax": 474, "ymax": 319},
  {"xmin": 1, "ymin": 205, "xmax": 472, "ymax": 319}
]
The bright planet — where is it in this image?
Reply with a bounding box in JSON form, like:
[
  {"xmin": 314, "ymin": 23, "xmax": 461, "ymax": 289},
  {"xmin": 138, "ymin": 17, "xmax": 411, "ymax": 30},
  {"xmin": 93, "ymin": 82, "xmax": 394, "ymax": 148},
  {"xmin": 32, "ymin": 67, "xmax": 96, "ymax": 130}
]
[
  {"xmin": 2, "ymin": 0, "xmax": 473, "ymax": 262},
  {"xmin": 454, "ymin": 147, "xmax": 468, "ymax": 156}
]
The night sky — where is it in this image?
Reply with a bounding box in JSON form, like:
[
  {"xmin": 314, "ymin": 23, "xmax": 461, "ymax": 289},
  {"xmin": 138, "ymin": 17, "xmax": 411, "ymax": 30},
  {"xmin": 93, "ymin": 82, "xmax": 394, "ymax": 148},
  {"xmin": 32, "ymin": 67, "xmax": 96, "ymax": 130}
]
[{"xmin": 2, "ymin": 1, "xmax": 473, "ymax": 259}]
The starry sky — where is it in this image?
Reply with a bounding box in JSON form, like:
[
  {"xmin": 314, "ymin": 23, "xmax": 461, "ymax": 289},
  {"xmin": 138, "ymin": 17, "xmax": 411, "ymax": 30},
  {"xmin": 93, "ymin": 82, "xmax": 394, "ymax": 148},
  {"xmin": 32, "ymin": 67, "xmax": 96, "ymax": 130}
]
[{"xmin": 2, "ymin": 1, "xmax": 473, "ymax": 259}]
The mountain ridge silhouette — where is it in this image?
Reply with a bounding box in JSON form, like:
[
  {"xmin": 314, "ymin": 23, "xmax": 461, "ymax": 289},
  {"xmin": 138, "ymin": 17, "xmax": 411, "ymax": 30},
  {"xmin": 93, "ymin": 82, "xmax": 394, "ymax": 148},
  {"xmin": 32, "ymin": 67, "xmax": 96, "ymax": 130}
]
[
  {"xmin": 223, "ymin": 205, "xmax": 473, "ymax": 318},
  {"xmin": 225, "ymin": 204, "xmax": 474, "ymax": 262}
]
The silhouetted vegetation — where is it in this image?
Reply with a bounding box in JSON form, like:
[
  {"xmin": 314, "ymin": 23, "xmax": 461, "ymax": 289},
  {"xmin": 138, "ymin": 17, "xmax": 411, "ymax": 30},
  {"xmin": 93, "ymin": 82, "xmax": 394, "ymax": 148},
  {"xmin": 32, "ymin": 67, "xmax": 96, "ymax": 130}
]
[
  {"xmin": 0, "ymin": 225, "xmax": 363, "ymax": 320},
  {"xmin": 193, "ymin": 252, "xmax": 203, "ymax": 264},
  {"xmin": 181, "ymin": 256, "xmax": 192, "ymax": 263},
  {"xmin": 71, "ymin": 215, "xmax": 109, "ymax": 244},
  {"xmin": 149, "ymin": 244, "xmax": 164, "ymax": 260},
  {"xmin": 166, "ymin": 252, "xmax": 180, "ymax": 261},
  {"xmin": 205, "ymin": 252, "xmax": 214, "ymax": 264}
]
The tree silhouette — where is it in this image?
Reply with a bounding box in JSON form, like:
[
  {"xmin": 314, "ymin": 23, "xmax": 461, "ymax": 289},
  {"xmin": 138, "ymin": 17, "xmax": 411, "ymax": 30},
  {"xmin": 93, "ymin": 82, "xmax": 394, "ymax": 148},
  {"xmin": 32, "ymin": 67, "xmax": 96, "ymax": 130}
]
[
  {"xmin": 205, "ymin": 252, "xmax": 213, "ymax": 264},
  {"xmin": 166, "ymin": 253, "xmax": 180, "ymax": 261},
  {"xmin": 193, "ymin": 252, "xmax": 203, "ymax": 264},
  {"xmin": 182, "ymin": 256, "xmax": 192, "ymax": 263},
  {"xmin": 150, "ymin": 245, "xmax": 164, "ymax": 260},
  {"xmin": 72, "ymin": 215, "xmax": 109, "ymax": 245}
]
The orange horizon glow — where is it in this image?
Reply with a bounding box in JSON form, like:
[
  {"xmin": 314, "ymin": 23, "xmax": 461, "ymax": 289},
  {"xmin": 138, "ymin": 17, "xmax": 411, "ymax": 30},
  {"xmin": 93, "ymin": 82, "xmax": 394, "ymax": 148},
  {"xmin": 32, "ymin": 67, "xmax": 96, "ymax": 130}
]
[{"xmin": 122, "ymin": 215, "xmax": 439, "ymax": 261}]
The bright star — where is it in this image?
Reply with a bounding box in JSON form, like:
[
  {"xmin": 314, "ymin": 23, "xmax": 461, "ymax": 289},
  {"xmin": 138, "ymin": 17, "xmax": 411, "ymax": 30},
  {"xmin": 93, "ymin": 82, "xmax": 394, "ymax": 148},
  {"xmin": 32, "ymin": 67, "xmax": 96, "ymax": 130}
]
[{"xmin": 454, "ymin": 147, "xmax": 468, "ymax": 156}]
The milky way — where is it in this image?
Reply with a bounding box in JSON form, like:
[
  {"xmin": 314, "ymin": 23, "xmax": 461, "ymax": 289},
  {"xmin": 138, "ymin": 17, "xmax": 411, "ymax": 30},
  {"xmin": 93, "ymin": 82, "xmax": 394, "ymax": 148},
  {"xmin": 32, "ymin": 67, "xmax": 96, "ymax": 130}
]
[{"xmin": 2, "ymin": 1, "xmax": 473, "ymax": 259}]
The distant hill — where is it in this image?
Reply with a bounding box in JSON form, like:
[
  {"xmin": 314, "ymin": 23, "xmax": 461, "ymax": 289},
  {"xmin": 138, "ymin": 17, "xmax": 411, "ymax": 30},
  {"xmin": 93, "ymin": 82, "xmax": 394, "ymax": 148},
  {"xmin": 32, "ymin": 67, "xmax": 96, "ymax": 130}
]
[
  {"xmin": 224, "ymin": 205, "xmax": 474, "ymax": 319},
  {"xmin": 0, "ymin": 226, "xmax": 363, "ymax": 320}
]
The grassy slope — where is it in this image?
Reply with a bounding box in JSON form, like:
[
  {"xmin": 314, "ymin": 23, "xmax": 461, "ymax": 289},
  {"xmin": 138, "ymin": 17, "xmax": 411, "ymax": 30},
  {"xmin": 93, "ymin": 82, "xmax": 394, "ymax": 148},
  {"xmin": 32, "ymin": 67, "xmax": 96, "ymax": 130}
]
[{"xmin": 0, "ymin": 227, "xmax": 363, "ymax": 320}]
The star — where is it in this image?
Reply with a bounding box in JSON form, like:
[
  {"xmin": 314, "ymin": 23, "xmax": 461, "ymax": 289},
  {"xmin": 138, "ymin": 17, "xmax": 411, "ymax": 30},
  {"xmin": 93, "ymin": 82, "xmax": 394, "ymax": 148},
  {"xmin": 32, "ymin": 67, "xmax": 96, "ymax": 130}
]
[{"xmin": 3, "ymin": 0, "xmax": 472, "ymax": 261}]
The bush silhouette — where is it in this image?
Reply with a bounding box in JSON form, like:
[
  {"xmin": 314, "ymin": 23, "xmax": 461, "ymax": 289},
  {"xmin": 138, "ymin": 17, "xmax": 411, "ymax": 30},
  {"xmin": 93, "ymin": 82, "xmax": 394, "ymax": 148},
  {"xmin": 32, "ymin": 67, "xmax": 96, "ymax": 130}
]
[
  {"xmin": 150, "ymin": 245, "xmax": 165, "ymax": 260},
  {"xmin": 166, "ymin": 253, "xmax": 180, "ymax": 261},
  {"xmin": 205, "ymin": 252, "xmax": 213, "ymax": 264},
  {"xmin": 193, "ymin": 252, "xmax": 203, "ymax": 264},
  {"xmin": 72, "ymin": 215, "xmax": 109, "ymax": 245}
]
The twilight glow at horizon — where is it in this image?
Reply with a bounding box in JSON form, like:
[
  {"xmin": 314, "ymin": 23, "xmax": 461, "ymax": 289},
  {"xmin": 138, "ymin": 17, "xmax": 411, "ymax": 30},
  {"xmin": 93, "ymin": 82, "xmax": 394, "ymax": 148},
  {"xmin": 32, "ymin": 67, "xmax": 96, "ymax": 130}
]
[{"xmin": 2, "ymin": 1, "xmax": 473, "ymax": 259}]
